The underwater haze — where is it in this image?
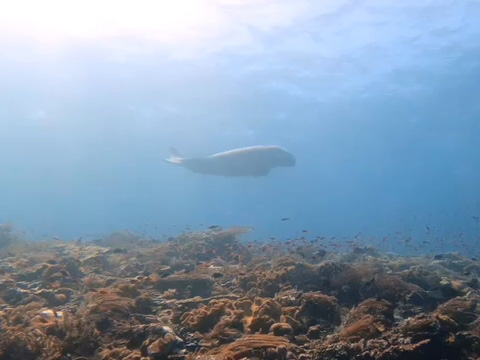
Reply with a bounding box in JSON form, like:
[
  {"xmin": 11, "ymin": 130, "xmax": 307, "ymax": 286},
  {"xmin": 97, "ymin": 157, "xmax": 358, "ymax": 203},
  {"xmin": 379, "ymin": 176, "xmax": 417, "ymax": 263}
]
[{"xmin": 0, "ymin": 0, "xmax": 480, "ymax": 253}]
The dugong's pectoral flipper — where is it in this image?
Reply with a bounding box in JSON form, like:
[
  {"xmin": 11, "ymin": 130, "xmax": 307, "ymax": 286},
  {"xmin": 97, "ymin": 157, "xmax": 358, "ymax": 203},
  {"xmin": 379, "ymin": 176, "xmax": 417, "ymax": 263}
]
[
  {"xmin": 253, "ymin": 167, "xmax": 271, "ymax": 176},
  {"xmin": 165, "ymin": 148, "xmax": 184, "ymax": 164}
]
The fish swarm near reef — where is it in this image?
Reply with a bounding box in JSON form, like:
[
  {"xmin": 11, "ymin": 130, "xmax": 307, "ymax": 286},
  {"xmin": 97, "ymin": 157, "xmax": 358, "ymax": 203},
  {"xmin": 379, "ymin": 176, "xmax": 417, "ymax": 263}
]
[{"xmin": 0, "ymin": 227, "xmax": 479, "ymax": 359}]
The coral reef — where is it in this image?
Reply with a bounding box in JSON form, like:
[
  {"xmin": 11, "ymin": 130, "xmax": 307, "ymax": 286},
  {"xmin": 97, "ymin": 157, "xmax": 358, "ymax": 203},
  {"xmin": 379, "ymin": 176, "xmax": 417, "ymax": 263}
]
[{"xmin": 0, "ymin": 226, "xmax": 480, "ymax": 360}]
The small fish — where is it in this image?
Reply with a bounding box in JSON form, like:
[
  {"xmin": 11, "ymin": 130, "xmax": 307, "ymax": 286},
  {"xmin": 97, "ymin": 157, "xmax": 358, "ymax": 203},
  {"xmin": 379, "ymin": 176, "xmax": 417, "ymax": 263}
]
[
  {"xmin": 281, "ymin": 217, "xmax": 290, "ymax": 221},
  {"xmin": 212, "ymin": 272, "xmax": 224, "ymax": 279},
  {"xmin": 314, "ymin": 249, "xmax": 327, "ymax": 257},
  {"xmin": 426, "ymin": 287, "xmax": 445, "ymax": 300},
  {"xmin": 208, "ymin": 225, "xmax": 219, "ymax": 229}
]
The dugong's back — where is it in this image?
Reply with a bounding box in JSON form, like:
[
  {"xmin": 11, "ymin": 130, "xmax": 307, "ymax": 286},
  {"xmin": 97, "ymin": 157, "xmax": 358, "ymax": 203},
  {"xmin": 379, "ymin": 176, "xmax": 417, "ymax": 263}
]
[{"xmin": 183, "ymin": 145, "xmax": 295, "ymax": 177}]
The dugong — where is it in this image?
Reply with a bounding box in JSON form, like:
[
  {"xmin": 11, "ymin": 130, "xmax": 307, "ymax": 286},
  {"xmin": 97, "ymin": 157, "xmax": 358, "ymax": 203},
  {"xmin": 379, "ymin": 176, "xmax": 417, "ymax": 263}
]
[{"xmin": 165, "ymin": 145, "xmax": 295, "ymax": 177}]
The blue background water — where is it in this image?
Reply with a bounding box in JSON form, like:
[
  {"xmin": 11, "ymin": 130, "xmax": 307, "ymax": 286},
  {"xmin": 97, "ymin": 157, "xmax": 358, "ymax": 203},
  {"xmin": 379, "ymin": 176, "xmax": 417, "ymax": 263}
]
[{"xmin": 0, "ymin": 1, "xmax": 479, "ymax": 253}]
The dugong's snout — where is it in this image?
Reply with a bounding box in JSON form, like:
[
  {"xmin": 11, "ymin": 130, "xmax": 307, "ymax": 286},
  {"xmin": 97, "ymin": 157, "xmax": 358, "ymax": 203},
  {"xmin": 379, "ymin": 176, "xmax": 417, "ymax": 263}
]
[
  {"xmin": 277, "ymin": 149, "xmax": 296, "ymax": 167},
  {"xmin": 284, "ymin": 153, "xmax": 296, "ymax": 167}
]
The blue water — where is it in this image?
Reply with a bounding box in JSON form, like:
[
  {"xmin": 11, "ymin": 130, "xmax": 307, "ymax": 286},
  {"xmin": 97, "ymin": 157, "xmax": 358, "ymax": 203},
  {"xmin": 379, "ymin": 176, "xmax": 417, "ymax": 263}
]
[{"xmin": 0, "ymin": 1, "xmax": 479, "ymax": 253}]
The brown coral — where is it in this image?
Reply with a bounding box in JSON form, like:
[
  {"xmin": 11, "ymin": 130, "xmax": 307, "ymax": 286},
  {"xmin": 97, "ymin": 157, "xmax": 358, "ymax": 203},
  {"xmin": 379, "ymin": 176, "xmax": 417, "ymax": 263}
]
[
  {"xmin": 344, "ymin": 298, "xmax": 394, "ymax": 327},
  {"xmin": 208, "ymin": 334, "xmax": 301, "ymax": 360},
  {"xmin": 296, "ymin": 292, "xmax": 341, "ymax": 329},
  {"xmin": 247, "ymin": 298, "xmax": 283, "ymax": 333},
  {"xmin": 84, "ymin": 288, "xmax": 136, "ymax": 316},
  {"xmin": 180, "ymin": 298, "xmax": 234, "ymax": 333},
  {"xmin": 434, "ymin": 296, "xmax": 478, "ymax": 330}
]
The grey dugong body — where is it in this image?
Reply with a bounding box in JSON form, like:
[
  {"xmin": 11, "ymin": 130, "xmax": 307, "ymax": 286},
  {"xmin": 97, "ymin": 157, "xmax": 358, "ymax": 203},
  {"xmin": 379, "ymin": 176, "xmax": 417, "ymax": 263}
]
[{"xmin": 165, "ymin": 145, "xmax": 295, "ymax": 177}]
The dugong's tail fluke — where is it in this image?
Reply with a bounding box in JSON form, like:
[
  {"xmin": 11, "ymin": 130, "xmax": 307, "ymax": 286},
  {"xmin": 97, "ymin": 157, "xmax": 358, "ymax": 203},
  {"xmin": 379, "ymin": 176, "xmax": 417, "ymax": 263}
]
[{"xmin": 165, "ymin": 148, "xmax": 184, "ymax": 164}]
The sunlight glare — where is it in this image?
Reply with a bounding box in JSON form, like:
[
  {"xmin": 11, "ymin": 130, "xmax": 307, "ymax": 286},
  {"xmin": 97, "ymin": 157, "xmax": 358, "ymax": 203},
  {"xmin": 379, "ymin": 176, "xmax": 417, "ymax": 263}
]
[{"xmin": 0, "ymin": 0, "xmax": 221, "ymax": 42}]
